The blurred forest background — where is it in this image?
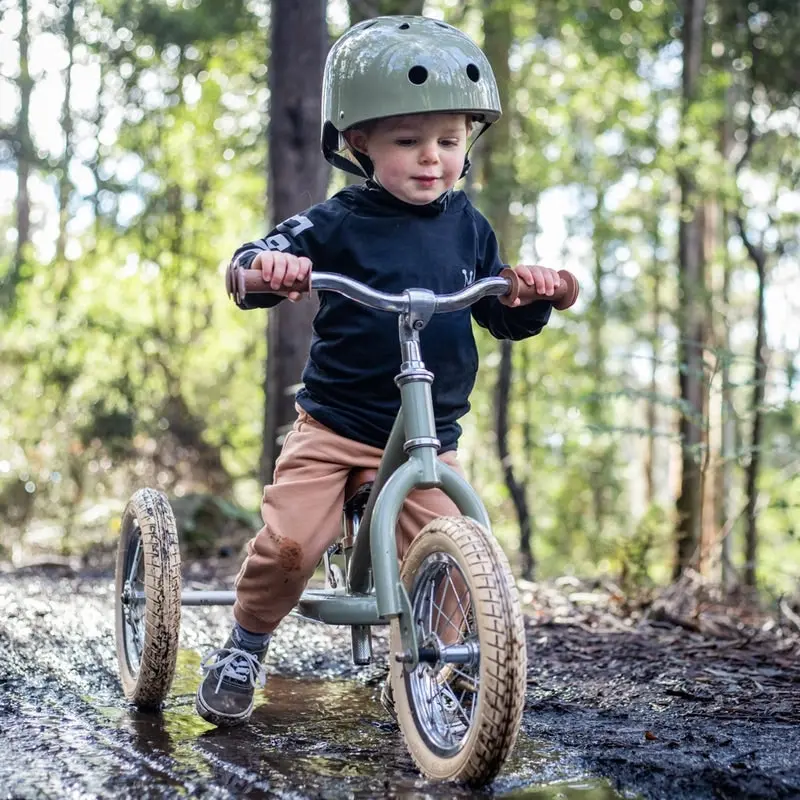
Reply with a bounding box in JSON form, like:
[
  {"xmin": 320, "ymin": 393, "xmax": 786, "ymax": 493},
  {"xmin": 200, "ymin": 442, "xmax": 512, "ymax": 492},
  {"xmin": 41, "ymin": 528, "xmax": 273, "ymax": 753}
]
[{"xmin": 0, "ymin": 0, "xmax": 798, "ymax": 603}]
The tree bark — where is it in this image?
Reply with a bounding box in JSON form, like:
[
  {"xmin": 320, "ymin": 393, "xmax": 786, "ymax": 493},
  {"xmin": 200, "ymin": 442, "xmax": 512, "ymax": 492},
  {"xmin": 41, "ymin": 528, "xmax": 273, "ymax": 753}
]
[
  {"xmin": 674, "ymin": 0, "xmax": 708, "ymax": 578},
  {"xmin": 261, "ymin": 0, "xmax": 329, "ymax": 485}
]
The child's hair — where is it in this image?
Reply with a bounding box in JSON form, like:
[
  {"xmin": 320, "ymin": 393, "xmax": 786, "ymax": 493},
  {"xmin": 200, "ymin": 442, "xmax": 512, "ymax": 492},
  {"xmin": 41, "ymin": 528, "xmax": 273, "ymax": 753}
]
[{"xmin": 321, "ymin": 16, "xmax": 500, "ymax": 179}]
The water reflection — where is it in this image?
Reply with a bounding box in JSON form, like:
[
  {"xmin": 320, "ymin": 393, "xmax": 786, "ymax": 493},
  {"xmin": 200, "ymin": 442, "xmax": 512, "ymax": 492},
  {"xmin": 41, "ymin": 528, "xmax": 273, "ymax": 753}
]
[{"xmin": 108, "ymin": 649, "xmax": 634, "ymax": 799}]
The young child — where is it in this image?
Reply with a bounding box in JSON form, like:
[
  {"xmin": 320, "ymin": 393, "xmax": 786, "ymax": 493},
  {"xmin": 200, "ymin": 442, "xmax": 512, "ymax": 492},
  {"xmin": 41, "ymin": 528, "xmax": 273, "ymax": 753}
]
[{"xmin": 196, "ymin": 15, "xmax": 561, "ymax": 727}]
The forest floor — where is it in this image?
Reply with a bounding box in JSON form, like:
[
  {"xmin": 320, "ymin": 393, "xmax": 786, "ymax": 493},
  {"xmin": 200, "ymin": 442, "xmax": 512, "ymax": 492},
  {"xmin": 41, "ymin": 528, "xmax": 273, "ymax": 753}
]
[
  {"xmin": 1, "ymin": 555, "xmax": 799, "ymax": 799},
  {"xmin": 517, "ymin": 571, "xmax": 800, "ymax": 799}
]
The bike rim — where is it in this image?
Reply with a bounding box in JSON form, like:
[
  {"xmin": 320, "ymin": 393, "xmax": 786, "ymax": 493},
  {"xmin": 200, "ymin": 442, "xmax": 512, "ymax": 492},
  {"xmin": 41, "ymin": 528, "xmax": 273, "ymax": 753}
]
[
  {"xmin": 120, "ymin": 518, "xmax": 146, "ymax": 676},
  {"xmin": 406, "ymin": 552, "xmax": 480, "ymax": 757}
]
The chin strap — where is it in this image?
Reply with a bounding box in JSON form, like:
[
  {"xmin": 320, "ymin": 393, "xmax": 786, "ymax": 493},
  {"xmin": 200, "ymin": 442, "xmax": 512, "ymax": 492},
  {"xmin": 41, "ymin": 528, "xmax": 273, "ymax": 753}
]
[
  {"xmin": 459, "ymin": 121, "xmax": 493, "ymax": 178},
  {"xmin": 325, "ymin": 145, "xmax": 375, "ymax": 179}
]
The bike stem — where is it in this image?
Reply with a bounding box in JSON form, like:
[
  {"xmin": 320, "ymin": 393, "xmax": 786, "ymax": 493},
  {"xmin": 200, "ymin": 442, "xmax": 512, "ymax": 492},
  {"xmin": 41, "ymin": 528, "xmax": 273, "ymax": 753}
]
[{"xmin": 396, "ymin": 289, "xmax": 441, "ymax": 485}]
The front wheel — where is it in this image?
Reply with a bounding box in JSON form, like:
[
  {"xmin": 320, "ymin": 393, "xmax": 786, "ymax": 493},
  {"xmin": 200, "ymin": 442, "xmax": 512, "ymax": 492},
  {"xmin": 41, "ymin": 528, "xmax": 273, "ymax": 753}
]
[
  {"xmin": 388, "ymin": 516, "xmax": 527, "ymax": 786},
  {"xmin": 114, "ymin": 488, "xmax": 181, "ymax": 710}
]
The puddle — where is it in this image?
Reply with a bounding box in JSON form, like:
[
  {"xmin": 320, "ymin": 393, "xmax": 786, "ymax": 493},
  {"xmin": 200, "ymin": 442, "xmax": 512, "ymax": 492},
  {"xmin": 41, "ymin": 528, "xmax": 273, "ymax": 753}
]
[
  {"xmin": 0, "ymin": 574, "xmax": 636, "ymax": 799},
  {"xmin": 97, "ymin": 654, "xmax": 634, "ymax": 799}
]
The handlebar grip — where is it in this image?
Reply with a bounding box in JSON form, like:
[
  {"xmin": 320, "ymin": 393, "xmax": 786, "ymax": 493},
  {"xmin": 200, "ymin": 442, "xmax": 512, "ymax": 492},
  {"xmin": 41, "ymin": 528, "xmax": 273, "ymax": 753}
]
[
  {"xmin": 226, "ymin": 263, "xmax": 309, "ymax": 304},
  {"xmin": 499, "ymin": 267, "xmax": 579, "ymax": 311}
]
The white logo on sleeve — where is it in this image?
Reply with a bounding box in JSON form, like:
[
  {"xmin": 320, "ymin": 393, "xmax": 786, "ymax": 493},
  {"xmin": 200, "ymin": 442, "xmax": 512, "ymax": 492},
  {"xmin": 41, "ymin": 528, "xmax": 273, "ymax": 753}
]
[
  {"xmin": 462, "ymin": 268, "xmax": 475, "ymax": 286},
  {"xmin": 261, "ymin": 215, "xmax": 315, "ymax": 252}
]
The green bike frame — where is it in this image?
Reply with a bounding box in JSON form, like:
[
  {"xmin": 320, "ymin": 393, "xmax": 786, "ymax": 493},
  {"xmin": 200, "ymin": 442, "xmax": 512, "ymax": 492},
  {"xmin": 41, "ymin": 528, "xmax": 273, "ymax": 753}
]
[{"xmin": 297, "ymin": 288, "xmax": 490, "ymax": 667}]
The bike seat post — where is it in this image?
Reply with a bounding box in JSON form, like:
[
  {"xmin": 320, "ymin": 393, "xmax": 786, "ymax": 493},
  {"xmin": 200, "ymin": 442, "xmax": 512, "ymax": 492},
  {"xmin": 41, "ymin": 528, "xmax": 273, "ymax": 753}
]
[{"xmin": 396, "ymin": 290, "xmax": 440, "ymax": 487}]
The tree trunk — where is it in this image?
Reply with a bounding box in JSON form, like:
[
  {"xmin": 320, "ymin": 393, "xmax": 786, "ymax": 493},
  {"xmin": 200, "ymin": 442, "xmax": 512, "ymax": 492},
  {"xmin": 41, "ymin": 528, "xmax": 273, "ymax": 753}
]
[
  {"xmin": 261, "ymin": 0, "xmax": 329, "ymax": 485},
  {"xmin": 56, "ymin": 0, "xmax": 77, "ymax": 309},
  {"xmin": 56, "ymin": 0, "xmax": 76, "ymax": 265},
  {"xmin": 674, "ymin": 0, "xmax": 708, "ymax": 579},
  {"xmin": 589, "ymin": 198, "xmax": 608, "ymax": 553},
  {"xmin": 482, "ymin": 1, "xmax": 533, "ymax": 578},
  {"xmin": 719, "ymin": 209, "xmax": 736, "ymax": 590},
  {"xmin": 718, "ymin": 92, "xmax": 737, "ymax": 592},
  {"xmin": 645, "ymin": 217, "xmax": 661, "ymax": 505},
  {"xmin": 4, "ymin": 0, "xmax": 33, "ymax": 309},
  {"xmin": 496, "ymin": 341, "xmax": 534, "ymax": 579},
  {"xmin": 735, "ymin": 217, "xmax": 768, "ymax": 589}
]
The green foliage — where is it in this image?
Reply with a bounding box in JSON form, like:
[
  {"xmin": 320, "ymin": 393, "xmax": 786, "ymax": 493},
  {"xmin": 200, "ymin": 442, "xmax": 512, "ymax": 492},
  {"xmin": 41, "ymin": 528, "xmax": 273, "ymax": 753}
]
[{"xmin": 0, "ymin": 0, "xmax": 797, "ymax": 599}]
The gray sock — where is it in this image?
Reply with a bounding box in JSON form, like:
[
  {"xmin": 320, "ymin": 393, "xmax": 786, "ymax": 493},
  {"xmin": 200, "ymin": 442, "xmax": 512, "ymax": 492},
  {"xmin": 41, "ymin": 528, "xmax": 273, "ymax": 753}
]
[{"xmin": 232, "ymin": 622, "xmax": 271, "ymax": 653}]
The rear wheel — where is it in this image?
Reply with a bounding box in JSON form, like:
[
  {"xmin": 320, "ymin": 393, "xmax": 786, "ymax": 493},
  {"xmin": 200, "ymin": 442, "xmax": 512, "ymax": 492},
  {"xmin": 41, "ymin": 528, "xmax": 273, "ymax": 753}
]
[
  {"xmin": 114, "ymin": 488, "xmax": 181, "ymax": 710},
  {"xmin": 388, "ymin": 516, "xmax": 527, "ymax": 786}
]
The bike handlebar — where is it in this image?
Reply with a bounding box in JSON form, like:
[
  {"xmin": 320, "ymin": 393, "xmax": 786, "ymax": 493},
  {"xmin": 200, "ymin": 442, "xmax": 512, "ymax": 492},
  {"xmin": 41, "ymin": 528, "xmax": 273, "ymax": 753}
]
[{"xmin": 226, "ymin": 265, "xmax": 579, "ymax": 313}]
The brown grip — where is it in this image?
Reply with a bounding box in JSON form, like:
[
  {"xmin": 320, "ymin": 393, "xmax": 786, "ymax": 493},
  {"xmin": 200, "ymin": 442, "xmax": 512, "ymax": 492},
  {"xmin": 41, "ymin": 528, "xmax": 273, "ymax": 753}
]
[
  {"xmin": 226, "ymin": 263, "xmax": 310, "ymax": 305},
  {"xmin": 499, "ymin": 267, "xmax": 579, "ymax": 311}
]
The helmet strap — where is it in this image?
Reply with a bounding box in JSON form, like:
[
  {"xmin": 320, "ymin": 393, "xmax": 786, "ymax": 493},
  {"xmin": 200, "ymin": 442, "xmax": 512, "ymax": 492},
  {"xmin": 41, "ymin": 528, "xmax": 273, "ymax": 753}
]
[
  {"xmin": 325, "ymin": 149, "xmax": 372, "ymax": 178},
  {"xmin": 460, "ymin": 120, "xmax": 493, "ymax": 178}
]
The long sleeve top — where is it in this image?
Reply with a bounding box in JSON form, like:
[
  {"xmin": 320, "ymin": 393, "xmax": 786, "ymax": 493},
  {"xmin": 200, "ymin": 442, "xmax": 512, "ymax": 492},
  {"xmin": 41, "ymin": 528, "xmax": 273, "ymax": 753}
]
[{"xmin": 231, "ymin": 182, "xmax": 552, "ymax": 452}]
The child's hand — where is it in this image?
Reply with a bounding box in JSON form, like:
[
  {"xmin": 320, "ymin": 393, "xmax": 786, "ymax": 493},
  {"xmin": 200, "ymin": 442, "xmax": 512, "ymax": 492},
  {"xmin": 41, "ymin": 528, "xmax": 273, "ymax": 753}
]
[
  {"xmin": 501, "ymin": 265, "xmax": 562, "ymax": 307},
  {"xmin": 252, "ymin": 250, "xmax": 312, "ymax": 302}
]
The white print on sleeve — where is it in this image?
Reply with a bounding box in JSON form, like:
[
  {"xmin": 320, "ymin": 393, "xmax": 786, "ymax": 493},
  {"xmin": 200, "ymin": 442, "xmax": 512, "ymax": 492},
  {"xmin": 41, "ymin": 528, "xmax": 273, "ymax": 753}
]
[
  {"xmin": 462, "ymin": 268, "xmax": 475, "ymax": 287},
  {"xmin": 264, "ymin": 233, "xmax": 291, "ymax": 251},
  {"xmin": 260, "ymin": 214, "xmax": 315, "ymax": 252}
]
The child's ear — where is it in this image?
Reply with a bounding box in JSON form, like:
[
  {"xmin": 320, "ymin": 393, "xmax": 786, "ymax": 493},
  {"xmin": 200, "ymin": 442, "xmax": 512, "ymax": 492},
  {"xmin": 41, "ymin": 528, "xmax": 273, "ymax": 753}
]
[{"xmin": 343, "ymin": 129, "xmax": 369, "ymax": 155}]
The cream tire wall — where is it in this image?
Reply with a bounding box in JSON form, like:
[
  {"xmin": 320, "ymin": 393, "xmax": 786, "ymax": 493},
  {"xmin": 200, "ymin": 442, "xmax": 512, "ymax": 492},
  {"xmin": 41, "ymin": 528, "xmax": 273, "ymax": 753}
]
[
  {"xmin": 388, "ymin": 516, "xmax": 527, "ymax": 786},
  {"xmin": 114, "ymin": 488, "xmax": 181, "ymax": 710}
]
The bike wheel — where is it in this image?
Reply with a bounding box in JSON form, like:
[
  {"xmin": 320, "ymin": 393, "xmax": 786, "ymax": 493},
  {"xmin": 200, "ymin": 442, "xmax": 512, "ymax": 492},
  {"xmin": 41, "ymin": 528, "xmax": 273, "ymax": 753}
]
[
  {"xmin": 388, "ymin": 516, "xmax": 526, "ymax": 786},
  {"xmin": 114, "ymin": 488, "xmax": 181, "ymax": 710}
]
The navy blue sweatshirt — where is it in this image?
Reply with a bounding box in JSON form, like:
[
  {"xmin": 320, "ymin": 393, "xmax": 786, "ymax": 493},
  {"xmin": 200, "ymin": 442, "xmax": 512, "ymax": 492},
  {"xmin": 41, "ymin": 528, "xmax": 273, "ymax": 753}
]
[{"xmin": 231, "ymin": 182, "xmax": 552, "ymax": 452}]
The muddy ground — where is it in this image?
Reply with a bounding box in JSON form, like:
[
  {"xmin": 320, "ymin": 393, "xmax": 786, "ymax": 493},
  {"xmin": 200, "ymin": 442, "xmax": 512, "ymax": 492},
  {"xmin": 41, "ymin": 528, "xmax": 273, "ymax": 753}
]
[
  {"xmin": 0, "ymin": 562, "xmax": 798, "ymax": 799},
  {"xmin": 519, "ymin": 578, "xmax": 800, "ymax": 800}
]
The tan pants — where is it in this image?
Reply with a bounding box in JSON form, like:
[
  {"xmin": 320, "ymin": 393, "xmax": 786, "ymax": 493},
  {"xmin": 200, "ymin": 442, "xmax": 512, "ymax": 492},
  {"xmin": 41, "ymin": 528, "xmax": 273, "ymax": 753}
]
[{"xmin": 233, "ymin": 407, "xmax": 463, "ymax": 634}]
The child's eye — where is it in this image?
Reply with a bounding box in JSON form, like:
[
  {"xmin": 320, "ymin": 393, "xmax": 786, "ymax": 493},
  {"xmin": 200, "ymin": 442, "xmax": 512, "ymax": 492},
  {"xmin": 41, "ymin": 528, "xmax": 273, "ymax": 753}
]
[
  {"xmin": 395, "ymin": 138, "xmax": 416, "ymax": 146},
  {"xmin": 440, "ymin": 139, "xmax": 459, "ymax": 147}
]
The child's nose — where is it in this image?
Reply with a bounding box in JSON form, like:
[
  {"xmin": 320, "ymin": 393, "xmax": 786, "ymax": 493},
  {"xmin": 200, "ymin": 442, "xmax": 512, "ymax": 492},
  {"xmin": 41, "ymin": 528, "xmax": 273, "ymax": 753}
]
[{"xmin": 419, "ymin": 142, "xmax": 439, "ymax": 163}]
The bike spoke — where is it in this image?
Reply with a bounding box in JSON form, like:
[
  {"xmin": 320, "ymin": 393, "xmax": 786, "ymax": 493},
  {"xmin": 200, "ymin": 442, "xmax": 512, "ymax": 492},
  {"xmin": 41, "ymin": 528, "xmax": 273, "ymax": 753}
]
[
  {"xmin": 409, "ymin": 551, "xmax": 483, "ymax": 755},
  {"xmin": 445, "ymin": 569, "xmax": 470, "ymax": 633},
  {"xmin": 449, "ymin": 664, "xmax": 479, "ymax": 688},
  {"xmin": 430, "ymin": 596, "xmax": 463, "ymax": 637},
  {"xmin": 129, "ymin": 536, "xmax": 142, "ymax": 583}
]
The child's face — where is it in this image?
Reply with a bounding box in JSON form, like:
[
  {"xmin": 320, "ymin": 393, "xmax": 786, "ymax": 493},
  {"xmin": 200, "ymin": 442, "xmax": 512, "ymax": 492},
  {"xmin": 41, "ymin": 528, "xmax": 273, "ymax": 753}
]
[{"xmin": 346, "ymin": 113, "xmax": 470, "ymax": 205}]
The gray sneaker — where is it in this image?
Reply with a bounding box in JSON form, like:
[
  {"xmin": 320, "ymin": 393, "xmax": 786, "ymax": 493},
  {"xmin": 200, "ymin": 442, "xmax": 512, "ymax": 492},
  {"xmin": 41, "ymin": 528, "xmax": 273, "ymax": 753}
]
[{"xmin": 195, "ymin": 636, "xmax": 269, "ymax": 727}]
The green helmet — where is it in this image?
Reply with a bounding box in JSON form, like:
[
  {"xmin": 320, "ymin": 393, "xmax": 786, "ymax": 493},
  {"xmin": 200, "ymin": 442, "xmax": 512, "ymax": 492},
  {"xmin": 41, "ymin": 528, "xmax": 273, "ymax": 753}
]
[{"xmin": 322, "ymin": 15, "xmax": 502, "ymax": 177}]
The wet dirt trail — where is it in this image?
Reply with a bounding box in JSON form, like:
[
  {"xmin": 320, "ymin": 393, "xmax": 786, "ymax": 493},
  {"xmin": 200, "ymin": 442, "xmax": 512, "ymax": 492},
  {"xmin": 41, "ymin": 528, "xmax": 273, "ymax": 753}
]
[{"xmin": 1, "ymin": 567, "xmax": 798, "ymax": 799}]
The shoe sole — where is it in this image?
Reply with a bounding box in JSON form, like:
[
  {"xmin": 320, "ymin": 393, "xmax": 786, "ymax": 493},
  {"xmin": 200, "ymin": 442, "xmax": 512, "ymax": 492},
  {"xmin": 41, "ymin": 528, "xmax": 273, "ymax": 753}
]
[{"xmin": 195, "ymin": 691, "xmax": 254, "ymax": 728}]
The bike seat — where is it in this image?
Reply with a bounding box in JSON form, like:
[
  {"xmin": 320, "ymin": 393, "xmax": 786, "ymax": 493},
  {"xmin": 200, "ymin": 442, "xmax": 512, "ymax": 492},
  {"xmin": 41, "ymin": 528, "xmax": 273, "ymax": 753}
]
[{"xmin": 345, "ymin": 469, "xmax": 376, "ymax": 504}]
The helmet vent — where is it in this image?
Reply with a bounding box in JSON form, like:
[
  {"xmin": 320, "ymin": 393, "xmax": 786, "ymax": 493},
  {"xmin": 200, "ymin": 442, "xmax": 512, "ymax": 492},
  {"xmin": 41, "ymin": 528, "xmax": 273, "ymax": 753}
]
[
  {"xmin": 408, "ymin": 66, "xmax": 428, "ymax": 85},
  {"xmin": 466, "ymin": 63, "xmax": 480, "ymax": 82}
]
